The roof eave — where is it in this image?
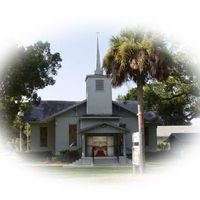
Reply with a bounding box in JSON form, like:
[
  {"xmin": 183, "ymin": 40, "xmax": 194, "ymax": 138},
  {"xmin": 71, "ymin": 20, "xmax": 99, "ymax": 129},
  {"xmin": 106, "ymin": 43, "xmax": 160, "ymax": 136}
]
[
  {"xmin": 43, "ymin": 100, "xmax": 86, "ymax": 120},
  {"xmin": 80, "ymin": 122, "xmax": 129, "ymax": 134}
]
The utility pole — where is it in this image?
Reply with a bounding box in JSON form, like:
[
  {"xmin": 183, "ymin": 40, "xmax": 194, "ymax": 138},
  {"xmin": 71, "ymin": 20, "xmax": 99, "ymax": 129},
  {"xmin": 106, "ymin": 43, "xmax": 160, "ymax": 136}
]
[{"xmin": 136, "ymin": 76, "xmax": 145, "ymax": 173}]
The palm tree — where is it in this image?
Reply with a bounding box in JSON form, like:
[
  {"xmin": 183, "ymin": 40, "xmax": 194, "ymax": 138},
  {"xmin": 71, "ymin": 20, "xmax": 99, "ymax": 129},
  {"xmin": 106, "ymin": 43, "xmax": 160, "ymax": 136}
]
[{"xmin": 103, "ymin": 29, "xmax": 174, "ymax": 173}]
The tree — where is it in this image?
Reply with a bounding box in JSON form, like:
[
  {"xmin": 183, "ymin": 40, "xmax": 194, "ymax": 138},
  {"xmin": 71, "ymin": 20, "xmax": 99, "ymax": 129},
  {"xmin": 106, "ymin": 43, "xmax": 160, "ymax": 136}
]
[
  {"xmin": 118, "ymin": 53, "xmax": 200, "ymax": 125},
  {"xmin": 0, "ymin": 41, "xmax": 62, "ymax": 132},
  {"xmin": 103, "ymin": 29, "xmax": 175, "ymax": 172}
]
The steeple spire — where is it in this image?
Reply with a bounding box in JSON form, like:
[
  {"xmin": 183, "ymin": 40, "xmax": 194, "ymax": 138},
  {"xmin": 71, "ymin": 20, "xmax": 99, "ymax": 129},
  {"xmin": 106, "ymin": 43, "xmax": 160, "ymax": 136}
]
[{"xmin": 95, "ymin": 32, "xmax": 103, "ymax": 75}]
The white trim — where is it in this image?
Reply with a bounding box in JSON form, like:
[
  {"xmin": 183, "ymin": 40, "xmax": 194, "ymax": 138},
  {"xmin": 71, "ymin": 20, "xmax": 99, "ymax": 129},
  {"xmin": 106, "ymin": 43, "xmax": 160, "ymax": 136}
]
[{"xmin": 80, "ymin": 116, "xmax": 120, "ymax": 119}]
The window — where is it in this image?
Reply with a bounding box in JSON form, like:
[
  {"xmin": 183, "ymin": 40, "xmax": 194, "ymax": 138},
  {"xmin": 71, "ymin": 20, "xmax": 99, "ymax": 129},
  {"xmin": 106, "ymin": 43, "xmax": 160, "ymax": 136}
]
[
  {"xmin": 144, "ymin": 127, "xmax": 149, "ymax": 146},
  {"xmin": 40, "ymin": 127, "xmax": 48, "ymax": 147},
  {"xmin": 69, "ymin": 124, "xmax": 77, "ymax": 146},
  {"xmin": 96, "ymin": 80, "xmax": 104, "ymax": 91}
]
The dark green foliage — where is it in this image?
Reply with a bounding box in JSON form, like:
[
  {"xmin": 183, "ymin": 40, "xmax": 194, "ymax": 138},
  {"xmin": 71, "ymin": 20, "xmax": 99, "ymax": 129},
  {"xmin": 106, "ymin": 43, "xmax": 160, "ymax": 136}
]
[
  {"xmin": 118, "ymin": 56, "xmax": 200, "ymax": 125},
  {"xmin": 103, "ymin": 28, "xmax": 176, "ymax": 171},
  {"xmin": 0, "ymin": 41, "xmax": 62, "ymax": 129},
  {"xmin": 157, "ymin": 142, "xmax": 169, "ymax": 151},
  {"xmin": 59, "ymin": 150, "xmax": 80, "ymax": 163},
  {"xmin": 103, "ymin": 28, "xmax": 174, "ymax": 86}
]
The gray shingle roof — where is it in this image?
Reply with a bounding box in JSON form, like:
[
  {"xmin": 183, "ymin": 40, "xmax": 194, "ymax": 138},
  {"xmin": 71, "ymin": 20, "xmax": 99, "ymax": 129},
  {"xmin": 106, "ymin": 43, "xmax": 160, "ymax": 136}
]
[
  {"xmin": 24, "ymin": 101, "xmax": 80, "ymax": 122},
  {"xmin": 114, "ymin": 100, "xmax": 163, "ymax": 124},
  {"xmin": 25, "ymin": 100, "xmax": 162, "ymax": 123}
]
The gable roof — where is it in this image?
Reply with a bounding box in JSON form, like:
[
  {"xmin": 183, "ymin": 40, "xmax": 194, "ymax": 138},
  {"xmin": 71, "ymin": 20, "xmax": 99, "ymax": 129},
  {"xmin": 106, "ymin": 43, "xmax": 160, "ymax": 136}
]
[
  {"xmin": 80, "ymin": 122, "xmax": 129, "ymax": 134},
  {"xmin": 114, "ymin": 100, "xmax": 163, "ymax": 124},
  {"xmin": 45, "ymin": 100, "xmax": 86, "ymax": 121},
  {"xmin": 24, "ymin": 100, "xmax": 82, "ymax": 122},
  {"xmin": 25, "ymin": 99, "xmax": 162, "ymax": 124}
]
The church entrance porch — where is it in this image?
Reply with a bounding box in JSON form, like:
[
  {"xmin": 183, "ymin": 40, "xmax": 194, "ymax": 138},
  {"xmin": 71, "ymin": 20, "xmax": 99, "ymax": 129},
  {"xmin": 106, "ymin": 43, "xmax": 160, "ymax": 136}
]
[
  {"xmin": 80, "ymin": 122, "xmax": 128, "ymax": 159},
  {"xmin": 75, "ymin": 133, "xmax": 130, "ymax": 166},
  {"xmin": 86, "ymin": 136, "xmax": 114, "ymax": 157},
  {"xmin": 82, "ymin": 134, "xmax": 126, "ymax": 158}
]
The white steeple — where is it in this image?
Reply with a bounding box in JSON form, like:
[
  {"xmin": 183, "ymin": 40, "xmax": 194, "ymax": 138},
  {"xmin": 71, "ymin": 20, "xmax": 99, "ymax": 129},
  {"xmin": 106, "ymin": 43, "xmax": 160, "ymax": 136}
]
[
  {"xmin": 85, "ymin": 32, "xmax": 112, "ymax": 115},
  {"xmin": 95, "ymin": 32, "xmax": 103, "ymax": 75}
]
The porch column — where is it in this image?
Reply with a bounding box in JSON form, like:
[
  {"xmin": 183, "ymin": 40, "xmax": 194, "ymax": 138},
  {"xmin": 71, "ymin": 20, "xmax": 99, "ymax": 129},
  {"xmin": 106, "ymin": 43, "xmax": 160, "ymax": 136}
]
[
  {"xmin": 82, "ymin": 134, "xmax": 85, "ymax": 157},
  {"xmin": 123, "ymin": 133, "xmax": 126, "ymax": 157}
]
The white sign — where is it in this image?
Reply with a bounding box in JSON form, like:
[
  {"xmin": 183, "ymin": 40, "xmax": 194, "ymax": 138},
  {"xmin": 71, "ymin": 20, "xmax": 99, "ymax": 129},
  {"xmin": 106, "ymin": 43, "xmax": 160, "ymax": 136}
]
[
  {"xmin": 132, "ymin": 131, "xmax": 139, "ymax": 143},
  {"xmin": 132, "ymin": 132, "xmax": 140, "ymax": 165}
]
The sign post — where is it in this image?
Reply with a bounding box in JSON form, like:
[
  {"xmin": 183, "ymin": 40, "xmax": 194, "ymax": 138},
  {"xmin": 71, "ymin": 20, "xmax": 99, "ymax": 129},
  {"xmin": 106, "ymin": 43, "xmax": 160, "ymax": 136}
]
[{"xmin": 132, "ymin": 132, "xmax": 140, "ymax": 172}]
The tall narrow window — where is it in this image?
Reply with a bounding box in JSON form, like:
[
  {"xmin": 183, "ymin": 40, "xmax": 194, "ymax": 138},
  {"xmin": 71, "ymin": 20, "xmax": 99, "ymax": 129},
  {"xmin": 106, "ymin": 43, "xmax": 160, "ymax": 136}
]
[
  {"xmin": 96, "ymin": 80, "xmax": 104, "ymax": 91},
  {"xmin": 40, "ymin": 127, "xmax": 48, "ymax": 147},
  {"xmin": 69, "ymin": 124, "xmax": 77, "ymax": 146},
  {"xmin": 144, "ymin": 127, "xmax": 149, "ymax": 146}
]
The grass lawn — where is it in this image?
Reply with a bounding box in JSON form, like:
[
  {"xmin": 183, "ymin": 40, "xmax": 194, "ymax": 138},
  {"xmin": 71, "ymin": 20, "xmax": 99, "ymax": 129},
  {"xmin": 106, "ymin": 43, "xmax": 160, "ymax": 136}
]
[
  {"xmin": 25, "ymin": 161, "xmax": 168, "ymax": 182},
  {"xmin": 31, "ymin": 166, "xmax": 134, "ymax": 179},
  {"xmin": 18, "ymin": 151, "xmax": 177, "ymax": 181}
]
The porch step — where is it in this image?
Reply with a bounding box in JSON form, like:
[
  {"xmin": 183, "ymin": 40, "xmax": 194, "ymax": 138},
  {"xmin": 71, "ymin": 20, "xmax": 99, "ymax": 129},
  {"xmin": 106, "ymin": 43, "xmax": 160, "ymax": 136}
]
[
  {"xmin": 72, "ymin": 157, "xmax": 93, "ymax": 166},
  {"xmin": 94, "ymin": 157, "xmax": 118, "ymax": 165},
  {"xmin": 71, "ymin": 156, "xmax": 132, "ymax": 166}
]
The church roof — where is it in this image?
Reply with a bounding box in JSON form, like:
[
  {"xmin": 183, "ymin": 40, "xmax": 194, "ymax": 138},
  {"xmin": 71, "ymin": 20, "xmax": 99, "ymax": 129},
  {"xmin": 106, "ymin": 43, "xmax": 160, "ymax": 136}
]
[
  {"xmin": 80, "ymin": 122, "xmax": 129, "ymax": 134},
  {"xmin": 24, "ymin": 100, "xmax": 81, "ymax": 122},
  {"xmin": 114, "ymin": 100, "xmax": 163, "ymax": 124},
  {"xmin": 25, "ymin": 100, "xmax": 162, "ymax": 124}
]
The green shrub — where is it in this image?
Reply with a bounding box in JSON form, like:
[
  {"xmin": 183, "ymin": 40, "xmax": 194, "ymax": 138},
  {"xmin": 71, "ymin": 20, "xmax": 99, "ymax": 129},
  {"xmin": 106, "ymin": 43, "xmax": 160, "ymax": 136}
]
[
  {"xmin": 59, "ymin": 149, "xmax": 80, "ymax": 162},
  {"xmin": 157, "ymin": 142, "xmax": 169, "ymax": 151}
]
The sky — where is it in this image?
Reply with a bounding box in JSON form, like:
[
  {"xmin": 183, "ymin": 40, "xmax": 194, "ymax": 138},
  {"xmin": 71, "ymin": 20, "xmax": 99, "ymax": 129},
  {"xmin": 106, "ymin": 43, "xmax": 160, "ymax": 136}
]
[
  {"xmin": 0, "ymin": 0, "xmax": 200, "ymax": 199},
  {"xmin": 29, "ymin": 25, "xmax": 136, "ymax": 101},
  {"xmin": 0, "ymin": 0, "xmax": 200, "ymax": 124}
]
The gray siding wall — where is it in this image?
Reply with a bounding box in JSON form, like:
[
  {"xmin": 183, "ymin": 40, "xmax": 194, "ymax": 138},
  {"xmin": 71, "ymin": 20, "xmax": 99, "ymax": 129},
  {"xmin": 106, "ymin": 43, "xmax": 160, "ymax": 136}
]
[
  {"xmin": 119, "ymin": 117, "xmax": 138, "ymax": 152},
  {"xmin": 146, "ymin": 125, "xmax": 157, "ymax": 152},
  {"xmin": 57, "ymin": 102, "xmax": 86, "ymax": 118},
  {"xmin": 113, "ymin": 104, "xmax": 136, "ymax": 118},
  {"xmin": 119, "ymin": 117, "xmax": 157, "ymax": 152},
  {"xmin": 86, "ymin": 77, "xmax": 112, "ymax": 115},
  {"xmin": 55, "ymin": 116, "xmax": 80, "ymax": 155},
  {"xmin": 30, "ymin": 102, "xmax": 157, "ymax": 154},
  {"xmin": 30, "ymin": 121, "xmax": 55, "ymax": 152}
]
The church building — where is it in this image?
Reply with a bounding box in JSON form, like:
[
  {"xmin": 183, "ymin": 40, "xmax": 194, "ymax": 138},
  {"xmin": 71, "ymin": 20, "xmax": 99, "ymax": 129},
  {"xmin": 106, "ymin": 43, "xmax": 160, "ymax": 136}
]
[{"xmin": 25, "ymin": 37, "xmax": 161, "ymax": 164}]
